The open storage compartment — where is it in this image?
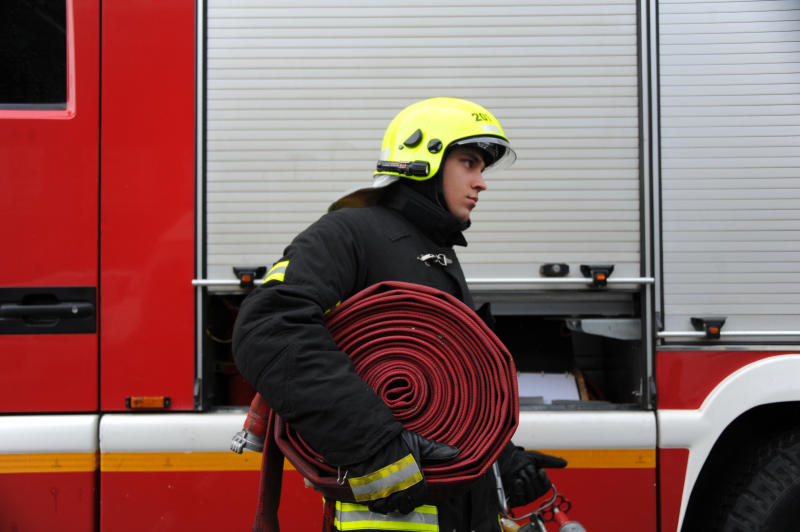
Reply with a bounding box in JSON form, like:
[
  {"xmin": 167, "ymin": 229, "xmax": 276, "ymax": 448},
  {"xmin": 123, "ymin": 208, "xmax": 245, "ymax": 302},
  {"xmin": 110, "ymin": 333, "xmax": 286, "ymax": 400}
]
[
  {"xmin": 200, "ymin": 290, "xmax": 252, "ymax": 409},
  {"xmin": 474, "ymin": 287, "xmax": 647, "ymax": 411},
  {"xmin": 199, "ymin": 284, "xmax": 649, "ymax": 411}
]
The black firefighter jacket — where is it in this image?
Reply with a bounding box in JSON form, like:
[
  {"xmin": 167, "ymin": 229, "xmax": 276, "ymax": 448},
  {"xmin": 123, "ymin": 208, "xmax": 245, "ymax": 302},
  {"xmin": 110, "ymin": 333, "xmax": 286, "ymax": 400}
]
[{"xmin": 233, "ymin": 182, "xmax": 504, "ymax": 532}]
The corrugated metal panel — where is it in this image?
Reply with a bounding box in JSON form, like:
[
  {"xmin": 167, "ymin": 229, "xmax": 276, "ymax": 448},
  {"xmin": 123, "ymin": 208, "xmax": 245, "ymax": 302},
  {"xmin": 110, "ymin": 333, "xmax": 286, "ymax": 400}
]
[
  {"xmin": 659, "ymin": 0, "xmax": 800, "ymax": 336},
  {"xmin": 205, "ymin": 0, "xmax": 640, "ymax": 282}
]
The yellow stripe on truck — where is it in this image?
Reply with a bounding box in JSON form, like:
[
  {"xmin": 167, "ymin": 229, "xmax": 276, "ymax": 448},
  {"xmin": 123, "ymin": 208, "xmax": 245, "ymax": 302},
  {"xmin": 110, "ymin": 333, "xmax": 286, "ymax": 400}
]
[
  {"xmin": 537, "ymin": 448, "xmax": 655, "ymax": 469},
  {"xmin": 0, "ymin": 449, "xmax": 653, "ymax": 474},
  {"xmin": 100, "ymin": 451, "xmax": 268, "ymax": 472},
  {"xmin": 0, "ymin": 452, "xmax": 98, "ymax": 473},
  {"xmin": 98, "ymin": 449, "xmax": 654, "ymax": 472}
]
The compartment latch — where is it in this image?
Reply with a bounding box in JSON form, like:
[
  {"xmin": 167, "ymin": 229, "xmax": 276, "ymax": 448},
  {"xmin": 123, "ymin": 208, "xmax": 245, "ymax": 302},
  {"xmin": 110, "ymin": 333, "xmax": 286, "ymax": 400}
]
[
  {"xmin": 580, "ymin": 264, "xmax": 615, "ymax": 287},
  {"xmin": 233, "ymin": 266, "xmax": 267, "ymax": 288},
  {"xmin": 691, "ymin": 316, "xmax": 727, "ymax": 339}
]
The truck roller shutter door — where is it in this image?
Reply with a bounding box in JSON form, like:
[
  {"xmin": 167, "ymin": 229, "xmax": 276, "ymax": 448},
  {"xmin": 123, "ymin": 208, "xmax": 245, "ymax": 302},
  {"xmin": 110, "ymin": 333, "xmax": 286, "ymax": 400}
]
[
  {"xmin": 204, "ymin": 0, "xmax": 641, "ymax": 283},
  {"xmin": 659, "ymin": 0, "xmax": 800, "ymax": 340}
]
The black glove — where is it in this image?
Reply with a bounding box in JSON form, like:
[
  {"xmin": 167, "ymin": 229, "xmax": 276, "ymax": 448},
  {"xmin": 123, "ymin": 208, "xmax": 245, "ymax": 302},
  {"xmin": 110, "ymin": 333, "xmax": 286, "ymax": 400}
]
[
  {"xmin": 499, "ymin": 446, "xmax": 567, "ymax": 508},
  {"xmin": 348, "ymin": 430, "xmax": 459, "ymax": 514}
]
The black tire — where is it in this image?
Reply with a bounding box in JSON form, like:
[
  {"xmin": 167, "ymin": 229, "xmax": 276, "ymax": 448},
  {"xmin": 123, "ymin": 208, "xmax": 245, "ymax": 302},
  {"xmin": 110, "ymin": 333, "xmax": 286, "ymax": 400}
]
[{"xmin": 717, "ymin": 428, "xmax": 800, "ymax": 532}]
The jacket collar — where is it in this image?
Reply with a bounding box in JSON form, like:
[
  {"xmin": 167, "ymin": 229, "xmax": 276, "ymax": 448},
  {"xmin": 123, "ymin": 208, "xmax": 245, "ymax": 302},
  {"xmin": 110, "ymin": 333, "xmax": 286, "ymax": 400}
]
[{"xmin": 381, "ymin": 183, "xmax": 469, "ymax": 247}]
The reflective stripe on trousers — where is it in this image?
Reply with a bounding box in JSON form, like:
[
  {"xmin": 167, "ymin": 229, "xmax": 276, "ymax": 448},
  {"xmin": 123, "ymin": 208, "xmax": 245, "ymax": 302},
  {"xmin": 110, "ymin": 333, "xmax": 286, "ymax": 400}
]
[{"xmin": 334, "ymin": 501, "xmax": 439, "ymax": 531}]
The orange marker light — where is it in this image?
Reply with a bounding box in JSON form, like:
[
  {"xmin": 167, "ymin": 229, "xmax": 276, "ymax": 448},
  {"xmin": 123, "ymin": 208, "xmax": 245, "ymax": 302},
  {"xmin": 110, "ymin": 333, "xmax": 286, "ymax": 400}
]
[{"xmin": 126, "ymin": 396, "xmax": 171, "ymax": 410}]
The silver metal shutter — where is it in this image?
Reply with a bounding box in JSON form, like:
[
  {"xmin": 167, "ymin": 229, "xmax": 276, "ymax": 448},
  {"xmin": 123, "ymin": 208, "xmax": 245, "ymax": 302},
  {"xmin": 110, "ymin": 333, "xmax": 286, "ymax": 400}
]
[
  {"xmin": 204, "ymin": 0, "xmax": 641, "ymax": 285},
  {"xmin": 659, "ymin": 0, "xmax": 800, "ymax": 338}
]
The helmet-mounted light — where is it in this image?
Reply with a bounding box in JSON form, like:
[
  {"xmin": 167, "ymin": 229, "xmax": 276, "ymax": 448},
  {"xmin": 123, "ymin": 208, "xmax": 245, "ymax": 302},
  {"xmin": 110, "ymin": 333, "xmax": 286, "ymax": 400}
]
[{"xmin": 375, "ymin": 160, "xmax": 430, "ymax": 177}]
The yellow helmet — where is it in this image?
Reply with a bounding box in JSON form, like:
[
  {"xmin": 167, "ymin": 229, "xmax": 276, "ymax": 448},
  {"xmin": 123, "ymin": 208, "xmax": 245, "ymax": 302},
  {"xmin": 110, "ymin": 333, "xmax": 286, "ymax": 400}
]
[
  {"xmin": 375, "ymin": 97, "xmax": 516, "ymax": 180},
  {"xmin": 330, "ymin": 97, "xmax": 515, "ymax": 211}
]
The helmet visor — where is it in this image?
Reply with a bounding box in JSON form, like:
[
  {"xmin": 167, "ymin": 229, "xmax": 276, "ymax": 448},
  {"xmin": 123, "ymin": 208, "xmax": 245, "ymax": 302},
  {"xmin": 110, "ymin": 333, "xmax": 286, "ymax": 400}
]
[{"xmin": 451, "ymin": 136, "xmax": 516, "ymax": 173}]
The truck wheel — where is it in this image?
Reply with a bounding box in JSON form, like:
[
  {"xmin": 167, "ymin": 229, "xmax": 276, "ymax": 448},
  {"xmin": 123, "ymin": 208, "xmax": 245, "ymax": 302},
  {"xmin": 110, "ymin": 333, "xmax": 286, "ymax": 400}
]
[{"xmin": 718, "ymin": 428, "xmax": 800, "ymax": 532}]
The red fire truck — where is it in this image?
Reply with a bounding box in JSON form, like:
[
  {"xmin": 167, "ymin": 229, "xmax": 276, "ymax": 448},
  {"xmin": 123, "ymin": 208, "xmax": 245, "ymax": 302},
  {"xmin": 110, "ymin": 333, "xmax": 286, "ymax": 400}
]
[{"xmin": 1, "ymin": 1, "xmax": 798, "ymax": 531}]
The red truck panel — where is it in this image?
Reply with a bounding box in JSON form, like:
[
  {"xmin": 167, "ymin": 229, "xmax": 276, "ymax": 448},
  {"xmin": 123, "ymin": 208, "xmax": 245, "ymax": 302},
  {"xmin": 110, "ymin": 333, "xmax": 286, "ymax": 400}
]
[
  {"xmin": 657, "ymin": 350, "xmax": 780, "ymax": 410},
  {"xmin": 100, "ymin": 469, "xmax": 321, "ymax": 532},
  {"xmin": 0, "ymin": 0, "xmax": 99, "ymax": 413},
  {"xmin": 0, "ymin": 471, "xmax": 96, "ymax": 531},
  {"xmin": 99, "ymin": 0, "xmax": 196, "ymax": 411}
]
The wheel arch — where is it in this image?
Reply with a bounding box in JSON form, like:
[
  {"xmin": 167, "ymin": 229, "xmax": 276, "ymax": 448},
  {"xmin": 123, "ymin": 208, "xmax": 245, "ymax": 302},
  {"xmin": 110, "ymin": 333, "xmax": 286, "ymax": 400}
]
[
  {"xmin": 680, "ymin": 402, "xmax": 800, "ymax": 531},
  {"xmin": 658, "ymin": 354, "xmax": 800, "ymax": 531}
]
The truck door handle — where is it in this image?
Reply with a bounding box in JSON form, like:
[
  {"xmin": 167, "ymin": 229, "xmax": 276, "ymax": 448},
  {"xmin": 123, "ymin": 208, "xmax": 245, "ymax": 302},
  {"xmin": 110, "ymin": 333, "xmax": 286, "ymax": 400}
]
[
  {"xmin": 0, "ymin": 287, "xmax": 96, "ymax": 334},
  {"xmin": 0, "ymin": 301, "xmax": 94, "ymax": 319}
]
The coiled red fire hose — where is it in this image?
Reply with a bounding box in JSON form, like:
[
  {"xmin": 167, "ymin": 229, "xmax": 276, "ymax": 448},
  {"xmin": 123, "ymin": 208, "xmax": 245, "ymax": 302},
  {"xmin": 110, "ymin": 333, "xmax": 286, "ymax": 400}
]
[{"xmin": 246, "ymin": 281, "xmax": 519, "ymax": 531}]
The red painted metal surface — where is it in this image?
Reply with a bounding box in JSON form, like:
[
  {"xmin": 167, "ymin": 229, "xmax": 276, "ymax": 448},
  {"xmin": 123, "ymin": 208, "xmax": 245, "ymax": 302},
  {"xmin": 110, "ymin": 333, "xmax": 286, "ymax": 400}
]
[
  {"xmin": 510, "ymin": 468, "xmax": 656, "ymax": 532},
  {"xmin": 0, "ymin": 0, "xmax": 99, "ymax": 413},
  {"xmin": 99, "ymin": 0, "xmax": 196, "ymax": 411},
  {"xmin": 0, "ymin": 337, "xmax": 97, "ymax": 412},
  {"xmin": 657, "ymin": 350, "xmax": 782, "ymax": 410},
  {"xmin": 658, "ymin": 448, "xmax": 689, "ymax": 532},
  {"xmin": 100, "ymin": 470, "xmax": 323, "ymax": 532},
  {"xmin": 0, "ymin": 472, "xmax": 96, "ymax": 531},
  {"xmin": 98, "ymin": 467, "xmax": 653, "ymax": 532}
]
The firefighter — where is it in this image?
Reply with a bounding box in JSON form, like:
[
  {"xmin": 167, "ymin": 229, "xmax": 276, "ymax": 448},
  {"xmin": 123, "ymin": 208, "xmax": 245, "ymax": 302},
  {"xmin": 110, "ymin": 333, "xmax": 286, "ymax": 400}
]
[{"xmin": 233, "ymin": 97, "xmax": 566, "ymax": 532}]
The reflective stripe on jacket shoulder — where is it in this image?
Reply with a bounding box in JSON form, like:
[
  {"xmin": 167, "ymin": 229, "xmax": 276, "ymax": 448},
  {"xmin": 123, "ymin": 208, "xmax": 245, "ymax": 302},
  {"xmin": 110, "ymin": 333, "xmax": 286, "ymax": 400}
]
[
  {"xmin": 262, "ymin": 260, "xmax": 289, "ymax": 284},
  {"xmin": 334, "ymin": 501, "xmax": 438, "ymax": 532}
]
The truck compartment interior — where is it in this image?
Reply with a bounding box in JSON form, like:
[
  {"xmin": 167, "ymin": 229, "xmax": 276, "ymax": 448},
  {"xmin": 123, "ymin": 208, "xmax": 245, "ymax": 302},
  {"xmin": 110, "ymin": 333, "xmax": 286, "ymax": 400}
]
[
  {"xmin": 480, "ymin": 289, "xmax": 645, "ymax": 410},
  {"xmin": 200, "ymin": 288, "xmax": 647, "ymax": 410}
]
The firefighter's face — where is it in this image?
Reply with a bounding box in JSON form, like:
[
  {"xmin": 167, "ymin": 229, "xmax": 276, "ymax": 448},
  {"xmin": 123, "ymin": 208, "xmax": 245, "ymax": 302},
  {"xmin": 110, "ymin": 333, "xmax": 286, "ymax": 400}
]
[{"xmin": 442, "ymin": 146, "xmax": 487, "ymax": 222}]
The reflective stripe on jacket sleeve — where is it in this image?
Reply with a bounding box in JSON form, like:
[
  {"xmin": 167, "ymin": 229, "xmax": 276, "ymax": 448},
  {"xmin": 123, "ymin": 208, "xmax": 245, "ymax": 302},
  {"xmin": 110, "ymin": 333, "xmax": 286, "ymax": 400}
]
[{"xmin": 348, "ymin": 453, "xmax": 422, "ymax": 502}]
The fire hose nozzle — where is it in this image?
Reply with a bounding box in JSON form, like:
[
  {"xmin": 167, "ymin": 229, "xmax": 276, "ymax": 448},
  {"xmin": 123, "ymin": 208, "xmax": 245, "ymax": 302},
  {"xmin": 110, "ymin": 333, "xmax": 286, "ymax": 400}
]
[
  {"xmin": 230, "ymin": 429, "xmax": 266, "ymax": 454},
  {"xmin": 232, "ymin": 393, "xmax": 270, "ymax": 453}
]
